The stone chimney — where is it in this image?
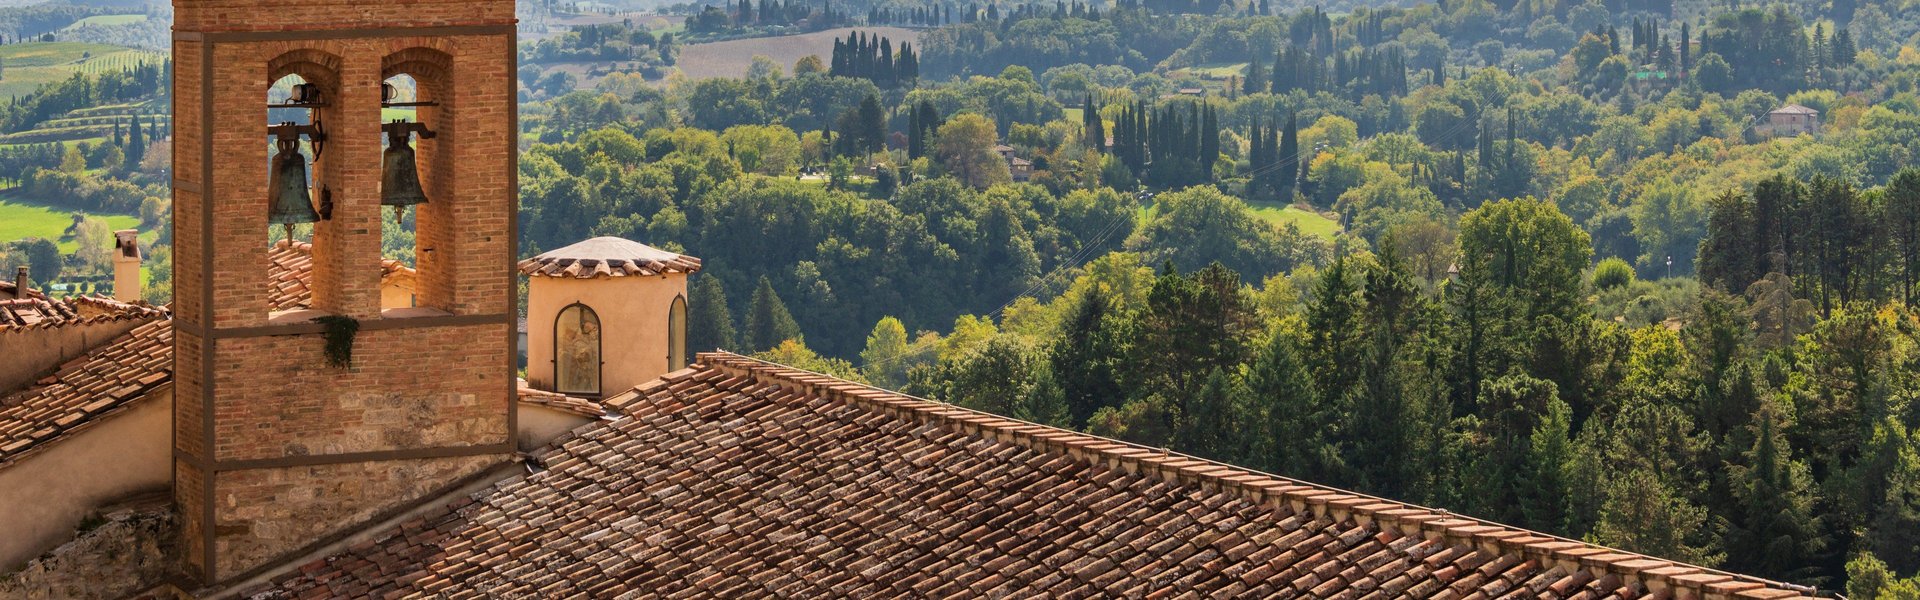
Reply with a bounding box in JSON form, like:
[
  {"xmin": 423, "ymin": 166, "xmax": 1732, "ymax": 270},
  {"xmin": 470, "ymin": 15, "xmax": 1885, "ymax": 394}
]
[
  {"xmin": 112, "ymin": 229, "xmax": 141, "ymax": 302},
  {"xmin": 12, "ymin": 265, "xmax": 27, "ymax": 297}
]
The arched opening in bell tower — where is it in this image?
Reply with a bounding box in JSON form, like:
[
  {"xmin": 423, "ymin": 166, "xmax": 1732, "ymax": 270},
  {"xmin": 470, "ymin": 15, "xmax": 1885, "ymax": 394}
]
[
  {"xmin": 263, "ymin": 49, "xmax": 342, "ymax": 317},
  {"xmin": 381, "ymin": 48, "xmax": 453, "ymax": 314},
  {"xmin": 265, "ymin": 73, "xmax": 323, "ymax": 247}
]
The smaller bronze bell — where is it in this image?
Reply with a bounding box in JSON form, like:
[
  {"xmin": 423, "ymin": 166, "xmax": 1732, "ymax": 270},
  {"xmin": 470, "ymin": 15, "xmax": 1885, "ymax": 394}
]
[
  {"xmin": 289, "ymin": 82, "xmax": 322, "ymax": 105},
  {"xmin": 267, "ymin": 137, "xmax": 319, "ymax": 234},
  {"xmin": 381, "ymin": 123, "xmax": 428, "ymax": 212}
]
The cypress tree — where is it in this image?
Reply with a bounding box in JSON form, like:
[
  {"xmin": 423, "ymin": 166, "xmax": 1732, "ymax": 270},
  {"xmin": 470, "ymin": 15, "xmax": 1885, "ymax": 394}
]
[
  {"xmin": 1248, "ymin": 120, "xmax": 1268, "ymax": 198},
  {"xmin": 1833, "ymin": 28, "xmax": 1856, "ymax": 65},
  {"xmin": 1278, "ymin": 111, "xmax": 1299, "ymax": 200},
  {"xmin": 879, "ymin": 37, "xmax": 894, "ymax": 87},
  {"xmin": 126, "ymin": 114, "xmax": 145, "ymax": 165},
  {"xmin": 1679, "ymin": 22, "xmax": 1691, "ymax": 73},
  {"xmin": 744, "ymin": 276, "xmax": 803, "ymax": 352},
  {"xmin": 1134, "ymin": 103, "xmax": 1149, "ymax": 167},
  {"xmin": 855, "ymin": 94, "xmax": 885, "ymax": 154},
  {"xmin": 1200, "ymin": 103, "xmax": 1219, "ymax": 182},
  {"xmin": 1083, "ymin": 95, "xmax": 1105, "ymax": 153},
  {"xmin": 1243, "ymin": 57, "xmax": 1266, "ymax": 95},
  {"xmin": 908, "ymin": 105, "xmax": 924, "ymax": 159}
]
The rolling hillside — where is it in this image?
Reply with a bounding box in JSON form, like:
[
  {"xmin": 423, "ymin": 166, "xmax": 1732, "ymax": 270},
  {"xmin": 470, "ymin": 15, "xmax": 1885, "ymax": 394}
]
[
  {"xmin": 673, "ymin": 26, "xmax": 921, "ymax": 80},
  {"xmin": 0, "ymin": 40, "xmax": 164, "ymax": 97}
]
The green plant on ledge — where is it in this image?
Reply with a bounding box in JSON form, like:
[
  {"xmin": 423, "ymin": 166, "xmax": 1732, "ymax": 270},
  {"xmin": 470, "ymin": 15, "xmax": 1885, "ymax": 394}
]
[{"xmin": 311, "ymin": 315, "xmax": 359, "ymax": 368}]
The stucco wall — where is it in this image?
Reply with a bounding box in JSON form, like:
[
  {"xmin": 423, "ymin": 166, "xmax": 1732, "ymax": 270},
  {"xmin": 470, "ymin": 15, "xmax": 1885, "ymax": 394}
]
[
  {"xmin": 517, "ymin": 404, "xmax": 594, "ymax": 452},
  {"xmin": 0, "ymin": 319, "xmax": 152, "ymax": 395},
  {"xmin": 381, "ymin": 277, "xmax": 416, "ymax": 309},
  {"xmin": 0, "ymin": 389, "xmax": 172, "ymax": 571},
  {"xmin": 526, "ymin": 273, "xmax": 688, "ymax": 397}
]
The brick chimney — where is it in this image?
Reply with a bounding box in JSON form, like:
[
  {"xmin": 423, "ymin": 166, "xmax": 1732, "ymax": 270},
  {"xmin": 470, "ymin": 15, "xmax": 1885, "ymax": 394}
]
[
  {"xmin": 12, "ymin": 265, "xmax": 27, "ymax": 297},
  {"xmin": 112, "ymin": 229, "xmax": 141, "ymax": 302}
]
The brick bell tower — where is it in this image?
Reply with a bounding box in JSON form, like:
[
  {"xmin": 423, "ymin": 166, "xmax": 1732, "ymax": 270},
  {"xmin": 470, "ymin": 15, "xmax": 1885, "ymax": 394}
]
[{"xmin": 170, "ymin": 0, "xmax": 518, "ymax": 583}]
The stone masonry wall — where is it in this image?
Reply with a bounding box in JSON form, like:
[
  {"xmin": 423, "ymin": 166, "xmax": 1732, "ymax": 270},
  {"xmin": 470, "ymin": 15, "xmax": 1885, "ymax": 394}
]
[
  {"xmin": 212, "ymin": 454, "xmax": 499, "ymax": 577},
  {"xmin": 0, "ymin": 504, "xmax": 177, "ymax": 600}
]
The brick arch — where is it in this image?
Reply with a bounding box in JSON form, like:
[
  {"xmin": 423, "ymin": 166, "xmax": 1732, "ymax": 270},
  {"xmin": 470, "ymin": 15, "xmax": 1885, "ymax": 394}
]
[
  {"xmin": 382, "ymin": 47, "xmax": 454, "ymax": 100},
  {"xmin": 266, "ymin": 48, "xmax": 342, "ymax": 93}
]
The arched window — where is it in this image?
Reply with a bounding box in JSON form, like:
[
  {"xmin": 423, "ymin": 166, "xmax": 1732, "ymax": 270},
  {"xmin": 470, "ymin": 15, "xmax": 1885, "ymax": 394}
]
[
  {"xmin": 668, "ymin": 295, "xmax": 687, "ymax": 369},
  {"xmin": 554, "ymin": 303, "xmax": 602, "ymax": 395}
]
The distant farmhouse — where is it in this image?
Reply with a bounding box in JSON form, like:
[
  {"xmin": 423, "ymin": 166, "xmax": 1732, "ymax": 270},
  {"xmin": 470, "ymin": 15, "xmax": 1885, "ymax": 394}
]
[
  {"xmin": 994, "ymin": 143, "xmax": 1033, "ymax": 181},
  {"xmin": 1758, "ymin": 103, "xmax": 1821, "ymax": 137}
]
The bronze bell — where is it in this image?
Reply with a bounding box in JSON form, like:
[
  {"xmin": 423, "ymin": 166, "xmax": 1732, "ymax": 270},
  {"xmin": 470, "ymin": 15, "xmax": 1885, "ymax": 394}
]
[
  {"xmin": 381, "ymin": 123, "xmax": 428, "ymax": 212},
  {"xmin": 267, "ymin": 136, "xmax": 319, "ymax": 233}
]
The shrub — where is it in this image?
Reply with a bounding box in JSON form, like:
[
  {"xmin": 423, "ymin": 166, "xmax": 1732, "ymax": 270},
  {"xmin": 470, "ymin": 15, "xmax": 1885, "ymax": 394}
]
[{"xmin": 1593, "ymin": 257, "xmax": 1635, "ymax": 290}]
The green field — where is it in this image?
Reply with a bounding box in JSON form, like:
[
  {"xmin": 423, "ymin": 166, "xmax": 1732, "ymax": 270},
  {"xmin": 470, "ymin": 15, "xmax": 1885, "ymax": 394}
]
[
  {"xmin": 0, "ymin": 136, "xmax": 106, "ymax": 151},
  {"xmin": 1251, "ymin": 203, "xmax": 1342, "ymax": 238},
  {"xmin": 1183, "ymin": 63, "xmax": 1248, "ymax": 78},
  {"xmin": 1139, "ymin": 199, "xmax": 1342, "ymax": 240},
  {"xmin": 0, "ymin": 194, "xmax": 141, "ymax": 253},
  {"xmin": 64, "ymin": 14, "xmax": 149, "ymax": 29},
  {"xmin": 0, "ymin": 41, "xmax": 129, "ymax": 67}
]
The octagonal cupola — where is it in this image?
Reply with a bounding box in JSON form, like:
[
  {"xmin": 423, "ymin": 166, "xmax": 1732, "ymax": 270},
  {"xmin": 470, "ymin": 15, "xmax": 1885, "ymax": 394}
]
[{"xmin": 519, "ymin": 237, "xmax": 702, "ymax": 398}]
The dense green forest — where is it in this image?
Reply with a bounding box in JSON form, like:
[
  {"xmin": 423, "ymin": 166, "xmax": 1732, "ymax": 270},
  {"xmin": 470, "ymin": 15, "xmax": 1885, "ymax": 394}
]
[
  {"xmin": 509, "ymin": 0, "xmax": 1920, "ymax": 590},
  {"xmin": 0, "ymin": 0, "xmax": 1915, "ymax": 591}
]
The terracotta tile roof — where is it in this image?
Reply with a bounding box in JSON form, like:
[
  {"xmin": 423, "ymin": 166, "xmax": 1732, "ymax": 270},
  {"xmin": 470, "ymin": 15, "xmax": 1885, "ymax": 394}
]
[
  {"xmin": 0, "ymin": 295, "xmax": 161, "ymax": 330},
  {"xmin": 0, "ymin": 297, "xmax": 76, "ymax": 328},
  {"xmin": 516, "ymin": 380, "xmax": 606, "ymax": 419},
  {"xmin": 0, "ymin": 278, "xmax": 44, "ymax": 300},
  {"xmin": 253, "ymin": 352, "xmax": 1818, "ymax": 599},
  {"xmin": 0, "ymin": 319, "xmax": 172, "ymax": 468},
  {"xmin": 516, "ymin": 236, "xmax": 701, "ymax": 279},
  {"xmin": 266, "ymin": 240, "xmax": 413, "ymax": 310},
  {"xmin": 1772, "ymin": 104, "xmax": 1820, "ymax": 115}
]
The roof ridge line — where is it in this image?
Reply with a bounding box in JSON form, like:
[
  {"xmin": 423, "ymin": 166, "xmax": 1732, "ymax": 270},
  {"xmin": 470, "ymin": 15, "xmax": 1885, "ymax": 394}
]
[
  {"xmin": 692, "ymin": 351, "xmax": 1819, "ymax": 600},
  {"xmin": 0, "ymin": 300, "xmax": 168, "ymax": 332}
]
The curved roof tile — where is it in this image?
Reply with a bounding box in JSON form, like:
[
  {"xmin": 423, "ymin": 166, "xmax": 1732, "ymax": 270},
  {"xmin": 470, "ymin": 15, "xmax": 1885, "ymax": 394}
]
[
  {"xmin": 0, "ymin": 319, "xmax": 172, "ymax": 467},
  {"xmin": 516, "ymin": 236, "xmax": 701, "ymax": 279}
]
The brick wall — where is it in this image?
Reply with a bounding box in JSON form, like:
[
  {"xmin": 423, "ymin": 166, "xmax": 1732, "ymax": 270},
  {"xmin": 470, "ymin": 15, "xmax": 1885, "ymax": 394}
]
[
  {"xmin": 207, "ymin": 325, "xmax": 508, "ymax": 461},
  {"xmin": 174, "ymin": 0, "xmax": 514, "ymax": 32}
]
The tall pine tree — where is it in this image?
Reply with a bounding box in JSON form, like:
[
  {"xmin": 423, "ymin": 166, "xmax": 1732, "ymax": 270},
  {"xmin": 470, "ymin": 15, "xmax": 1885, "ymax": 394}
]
[
  {"xmin": 687, "ymin": 276, "xmax": 738, "ymax": 353},
  {"xmin": 744, "ymin": 276, "xmax": 803, "ymax": 352}
]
